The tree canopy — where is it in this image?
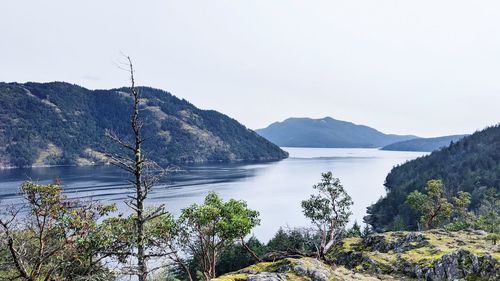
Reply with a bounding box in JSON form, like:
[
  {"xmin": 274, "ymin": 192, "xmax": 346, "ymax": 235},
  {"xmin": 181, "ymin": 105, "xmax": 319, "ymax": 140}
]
[{"xmin": 301, "ymin": 172, "xmax": 353, "ymax": 258}]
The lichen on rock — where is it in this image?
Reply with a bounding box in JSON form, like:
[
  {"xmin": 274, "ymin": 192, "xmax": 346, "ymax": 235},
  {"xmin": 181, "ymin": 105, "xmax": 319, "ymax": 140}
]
[
  {"xmin": 331, "ymin": 230, "xmax": 499, "ymax": 281},
  {"xmin": 213, "ymin": 257, "xmax": 337, "ymax": 281},
  {"xmin": 213, "ymin": 257, "xmax": 412, "ymax": 281}
]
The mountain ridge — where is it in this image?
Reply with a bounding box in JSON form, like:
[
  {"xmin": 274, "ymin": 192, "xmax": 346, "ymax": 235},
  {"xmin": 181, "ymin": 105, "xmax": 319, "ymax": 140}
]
[
  {"xmin": 381, "ymin": 134, "xmax": 468, "ymax": 152},
  {"xmin": 256, "ymin": 116, "xmax": 418, "ymax": 148},
  {"xmin": 0, "ymin": 82, "xmax": 288, "ymax": 168}
]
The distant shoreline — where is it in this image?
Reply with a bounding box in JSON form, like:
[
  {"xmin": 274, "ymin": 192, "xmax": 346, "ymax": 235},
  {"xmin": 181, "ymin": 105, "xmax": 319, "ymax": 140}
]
[{"xmin": 0, "ymin": 157, "xmax": 288, "ymax": 171}]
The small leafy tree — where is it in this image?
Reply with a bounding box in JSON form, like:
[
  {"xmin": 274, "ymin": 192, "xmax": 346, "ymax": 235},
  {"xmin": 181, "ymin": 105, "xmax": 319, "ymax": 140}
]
[
  {"xmin": 446, "ymin": 191, "xmax": 474, "ymax": 231},
  {"xmin": 476, "ymin": 188, "xmax": 500, "ymax": 234},
  {"xmin": 177, "ymin": 192, "xmax": 260, "ymax": 280},
  {"xmin": 0, "ymin": 181, "xmax": 115, "ymax": 281},
  {"xmin": 301, "ymin": 172, "xmax": 353, "ymax": 259},
  {"xmin": 406, "ymin": 179, "xmax": 453, "ymax": 230},
  {"xmin": 99, "ymin": 210, "xmax": 193, "ymax": 280}
]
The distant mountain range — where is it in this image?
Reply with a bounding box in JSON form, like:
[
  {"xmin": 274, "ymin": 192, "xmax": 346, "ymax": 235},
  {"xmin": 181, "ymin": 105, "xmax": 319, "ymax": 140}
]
[
  {"xmin": 381, "ymin": 134, "xmax": 468, "ymax": 152},
  {"xmin": 256, "ymin": 117, "xmax": 417, "ymax": 148},
  {"xmin": 0, "ymin": 82, "xmax": 288, "ymax": 168}
]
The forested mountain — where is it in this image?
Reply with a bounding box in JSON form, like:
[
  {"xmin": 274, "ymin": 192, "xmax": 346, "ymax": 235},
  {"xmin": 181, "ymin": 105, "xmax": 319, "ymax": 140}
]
[
  {"xmin": 381, "ymin": 134, "xmax": 467, "ymax": 152},
  {"xmin": 256, "ymin": 117, "xmax": 417, "ymax": 148},
  {"xmin": 0, "ymin": 82, "xmax": 288, "ymax": 168},
  {"xmin": 365, "ymin": 125, "xmax": 500, "ymax": 231}
]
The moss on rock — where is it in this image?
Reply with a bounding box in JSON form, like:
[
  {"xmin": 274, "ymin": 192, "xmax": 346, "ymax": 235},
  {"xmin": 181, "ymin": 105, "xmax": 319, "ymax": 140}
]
[
  {"xmin": 331, "ymin": 230, "xmax": 499, "ymax": 280},
  {"xmin": 214, "ymin": 230, "xmax": 498, "ymax": 281},
  {"xmin": 213, "ymin": 257, "xmax": 414, "ymax": 281}
]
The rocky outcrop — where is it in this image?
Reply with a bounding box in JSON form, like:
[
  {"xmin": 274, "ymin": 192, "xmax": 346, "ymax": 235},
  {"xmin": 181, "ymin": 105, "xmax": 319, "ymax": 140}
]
[
  {"xmin": 332, "ymin": 230, "xmax": 499, "ymax": 281},
  {"xmin": 215, "ymin": 230, "xmax": 498, "ymax": 281},
  {"xmin": 213, "ymin": 258, "xmax": 337, "ymax": 281},
  {"xmin": 213, "ymin": 257, "xmax": 411, "ymax": 281},
  {"xmin": 362, "ymin": 232, "xmax": 428, "ymax": 253},
  {"xmin": 413, "ymin": 249, "xmax": 498, "ymax": 280}
]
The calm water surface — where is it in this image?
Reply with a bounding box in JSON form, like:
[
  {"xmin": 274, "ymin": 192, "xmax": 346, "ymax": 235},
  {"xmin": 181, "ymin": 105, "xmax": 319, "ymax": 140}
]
[{"xmin": 0, "ymin": 148, "xmax": 426, "ymax": 241}]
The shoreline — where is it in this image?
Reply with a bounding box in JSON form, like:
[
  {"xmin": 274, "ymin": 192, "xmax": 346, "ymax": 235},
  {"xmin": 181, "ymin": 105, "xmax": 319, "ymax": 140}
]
[{"xmin": 0, "ymin": 156, "xmax": 289, "ymax": 171}]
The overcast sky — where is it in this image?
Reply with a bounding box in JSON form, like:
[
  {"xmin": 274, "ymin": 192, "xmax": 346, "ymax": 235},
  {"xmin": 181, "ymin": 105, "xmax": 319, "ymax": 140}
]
[{"xmin": 1, "ymin": 1, "xmax": 499, "ymax": 137}]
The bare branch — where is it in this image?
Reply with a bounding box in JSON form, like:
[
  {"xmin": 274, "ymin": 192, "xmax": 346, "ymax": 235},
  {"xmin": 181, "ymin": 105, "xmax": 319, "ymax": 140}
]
[{"xmin": 105, "ymin": 129, "xmax": 135, "ymax": 151}]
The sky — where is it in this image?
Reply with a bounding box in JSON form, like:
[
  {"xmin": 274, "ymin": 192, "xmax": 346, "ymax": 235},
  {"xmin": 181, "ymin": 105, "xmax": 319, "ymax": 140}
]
[{"xmin": 1, "ymin": 1, "xmax": 499, "ymax": 137}]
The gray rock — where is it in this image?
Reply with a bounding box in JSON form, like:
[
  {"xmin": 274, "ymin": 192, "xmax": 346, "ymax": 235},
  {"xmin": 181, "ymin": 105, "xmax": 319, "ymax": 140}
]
[
  {"xmin": 334, "ymin": 232, "xmax": 499, "ymax": 281},
  {"xmin": 292, "ymin": 258, "xmax": 336, "ymax": 281},
  {"xmin": 231, "ymin": 258, "xmax": 337, "ymax": 281},
  {"xmin": 362, "ymin": 232, "xmax": 428, "ymax": 253},
  {"xmin": 247, "ymin": 273, "xmax": 287, "ymax": 281},
  {"xmin": 418, "ymin": 249, "xmax": 498, "ymax": 281}
]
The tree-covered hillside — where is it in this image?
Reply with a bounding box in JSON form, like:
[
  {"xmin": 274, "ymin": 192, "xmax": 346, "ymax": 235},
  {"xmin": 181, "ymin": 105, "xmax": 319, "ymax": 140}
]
[
  {"xmin": 0, "ymin": 82, "xmax": 288, "ymax": 168},
  {"xmin": 256, "ymin": 117, "xmax": 417, "ymax": 148},
  {"xmin": 381, "ymin": 134, "xmax": 467, "ymax": 152},
  {"xmin": 365, "ymin": 125, "xmax": 500, "ymax": 231}
]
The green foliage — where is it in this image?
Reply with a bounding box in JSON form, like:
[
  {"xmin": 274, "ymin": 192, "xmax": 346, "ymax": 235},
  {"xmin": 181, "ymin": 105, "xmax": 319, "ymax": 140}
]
[
  {"xmin": 215, "ymin": 237, "xmax": 266, "ymax": 276},
  {"xmin": 0, "ymin": 82, "xmax": 287, "ymax": 168},
  {"xmin": 176, "ymin": 227, "xmax": 322, "ymax": 280},
  {"xmin": 345, "ymin": 221, "xmax": 362, "ymax": 238},
  {"xmin": 266, "ymin": 227, "xmax": 319, "ymax": 254},
  {"xmin": 0, "ymin": 181, "xmax": 116, "ymax": 280},
  {"xmin": 406, "ymin": 180, "xmax": 453, "ymax": 230},
  {"xmin": 366, "ymin": 125, "xmax": 500, "ymax": 231},
  {"xmin": 177, "ymin": 192, "xmax": 260, "ymax": 279},
  {"xmin": 97, "ymin": 209, "xmax": 179, "ymax": 268},
  {"xmin": 446, "ymin": 191, "xmax": 475, "ymax": 231},
  {"xmin": 404, "ymin": 180, "xmax": 493, "ymax": 232},
  {"xmin": 301, "ymin": 172, "xmax": 353, "ymax": 258},
  {"xmin": 361, "ymin": 224, "xmax": 374, "ymax": 238},
  {"xmin": 475, "ymin": 188, "xmax": 500, "ymax": 234},
  {"xmin": 486, "ymin": 233, "xmax": 499, "ymax": 245},
  {"xmin": 302, "ymin": 172, "xmax": 353, "ymax": 229}
]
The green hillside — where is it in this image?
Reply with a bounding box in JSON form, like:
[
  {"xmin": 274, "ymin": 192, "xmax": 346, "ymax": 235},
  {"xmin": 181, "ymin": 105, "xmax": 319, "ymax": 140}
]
[
  {"xmin": 0, "ymin": 82, "xmax": 288, "ymax": 168},
  {"xmin": 365, "ymin": 125, "xmax": 500, "ymax": 231}
]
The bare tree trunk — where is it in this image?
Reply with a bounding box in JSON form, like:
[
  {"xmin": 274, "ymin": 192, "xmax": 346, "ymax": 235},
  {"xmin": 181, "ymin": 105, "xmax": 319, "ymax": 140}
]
[
  {"xmin": 105, "ymin": 56, "xmax": 173, "ymax": 280},
  {"xmin": 171, "ymin": 250, "xmax": 193, "ymax": 281},
  {"xmin": 128, "ymin": 57, "xmax": 147, "ymax": 281},
  {"xmin": 1, "ymin": 223, "xmax": 33, "ymax": 281},
  {"xmin": 240, "ymin": 237, "xmax": 262, "ymax": 262},
  {"xmin": 106, "ymin": 57, "xmax": 148, "ymax": 281},
  {"xmin": 211, "ymin": 249, "xmax": 217, "ymax": 278}
]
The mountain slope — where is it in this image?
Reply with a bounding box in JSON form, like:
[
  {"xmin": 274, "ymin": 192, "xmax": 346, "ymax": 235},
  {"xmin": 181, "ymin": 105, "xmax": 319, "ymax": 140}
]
[
  {"xmin": 381, "ymin": 134, "xmax": 467, "ymax": 152},
  {"xmin": 256, "ymin": 117, "xmax": 417, "ymax": 148},
  {"xmin": 365, "ymin": 125, "xmax": 500, "ymax": 231},
  {"xmin": 0, "ymin": 82, "xmax": 288, "ymax": 168}
]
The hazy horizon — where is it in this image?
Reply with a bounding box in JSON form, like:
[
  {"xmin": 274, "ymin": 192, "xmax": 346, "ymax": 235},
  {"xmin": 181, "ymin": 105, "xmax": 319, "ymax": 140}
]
[{"xmin": 1, "ymin": 1, "xmax": 499, "ymax": 137}]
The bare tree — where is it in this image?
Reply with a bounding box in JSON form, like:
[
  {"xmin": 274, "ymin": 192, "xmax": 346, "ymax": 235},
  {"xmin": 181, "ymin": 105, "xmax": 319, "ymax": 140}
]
[{"xmin": 104, "ymin": 56, "xmax": 168, "ymax": 281}]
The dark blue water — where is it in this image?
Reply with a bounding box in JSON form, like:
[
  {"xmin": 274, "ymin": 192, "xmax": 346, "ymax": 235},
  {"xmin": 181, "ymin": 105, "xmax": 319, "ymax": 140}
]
[{"xmin": 0, "ymin": 148, "xmax": 426, "ymax": 241}]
